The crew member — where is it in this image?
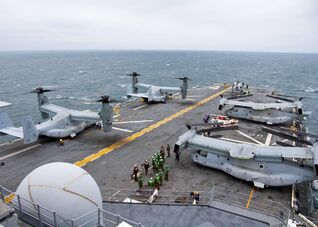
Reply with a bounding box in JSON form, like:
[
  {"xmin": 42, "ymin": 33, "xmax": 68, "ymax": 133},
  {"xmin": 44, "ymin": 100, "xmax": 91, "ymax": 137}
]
[
  {"xmin": 166, "ymin": 144, "xmax": 170, "ymax": 157},
  {"xmin": 160, "ymin": 146, "xmax": 165, "ymax": 161},
  {"xmin": 132, "ymin": 164, "xmax": 139, "ymax": 181},
  {"xmin": 59, "ymin": 139, "xmax": 64, "ymax": 146},
  {"xmin": 190, "ymin": 191, "xmax": 200, "ymax": 201},
  {"xmin": 144, "ymin": 160, "xmax": 149, "ymax": 175},
  {"xmin": 138, "ymin": 174, "xmax": 143, "ymax": 189},
  {"xmin": 203, "ymin": 114, "xmax": 210, "ymax": 124},
  {"xmin": 164, "ymin": 166, "xmax": 169, "ymax": 181},
  {"xmin": 96, "ymin": 122, "xmax": 102, "ymax": 130},
  {"xmin": 175, "ymin": 150, "xmax": 180, "ymax": 162}
]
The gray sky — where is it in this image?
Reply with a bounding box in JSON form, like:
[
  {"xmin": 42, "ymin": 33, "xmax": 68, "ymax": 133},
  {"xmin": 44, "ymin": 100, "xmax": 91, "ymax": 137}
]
[{"xmin": 0, "ymin": 0, "xmax": 317, "ymax": 53}]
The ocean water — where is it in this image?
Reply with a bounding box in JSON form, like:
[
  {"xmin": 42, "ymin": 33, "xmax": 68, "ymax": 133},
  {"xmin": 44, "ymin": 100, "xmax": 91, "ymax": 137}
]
[{"xmin": 0, "ymin": 50, "xmax": 317, "ymax": 142}]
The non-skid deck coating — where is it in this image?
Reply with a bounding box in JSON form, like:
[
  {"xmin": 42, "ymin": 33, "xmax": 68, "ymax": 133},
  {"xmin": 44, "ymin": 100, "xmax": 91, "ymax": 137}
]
[
  {"xmin": 103, "ymin": 202, "xmax": 269, "ymax": 227},
  {"xmin": 0, "ymin": 84, "xmax": 292, "ymax": 224}
]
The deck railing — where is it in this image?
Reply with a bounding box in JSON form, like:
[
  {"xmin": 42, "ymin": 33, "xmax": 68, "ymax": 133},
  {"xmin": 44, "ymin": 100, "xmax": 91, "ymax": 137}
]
[
  {"xmin": 209, "ymin": 186, "xmax": 290, "ymax": 226},
  {"xmin": 1, "ymin": 184, "xmax": 290, "ymax": 227},
  {"xmin": 0, "ymin": 185, "xmax": 142, "ymax": 227},
  {"xmin": 103, "ymin": 185, "xmax": 290, "ymax": 226}
]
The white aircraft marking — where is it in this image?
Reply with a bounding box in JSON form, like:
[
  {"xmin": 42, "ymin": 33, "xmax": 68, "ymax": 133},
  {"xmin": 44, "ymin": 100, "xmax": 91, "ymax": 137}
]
[
  {"xmin": 0, "ymin": 144, "xmax": 41, "ymax": 161},
  {"xmin": 236, "ymin": 130, "xmax": 264, "ymax": 145}
]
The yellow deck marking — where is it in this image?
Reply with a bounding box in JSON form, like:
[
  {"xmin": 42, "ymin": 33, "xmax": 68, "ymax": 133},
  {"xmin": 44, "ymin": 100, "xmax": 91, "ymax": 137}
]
[
  {"xmin": 4, "ymin": 193, "xmax": 15, "ymax": 203},
  {"xmin": 246, "ymin": 187, "xmax": 255, "ymax": 208},
  {"xmin": 74, "ymin": 86, "xmax": 231, "ymax": 167}
]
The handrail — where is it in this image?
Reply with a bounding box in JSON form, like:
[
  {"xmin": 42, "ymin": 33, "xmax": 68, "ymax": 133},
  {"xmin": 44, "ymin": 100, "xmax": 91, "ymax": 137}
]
[
  {"xmin": 1, "ymin": 184, "xmax": 291, "ymax": 226},
  {"xmin": 103, "ymin": 185, "xmax": 290, "ymax": 225},
  {"xmin": 0, "ymin": 185, "xmax": 142, "ymax": 227}
]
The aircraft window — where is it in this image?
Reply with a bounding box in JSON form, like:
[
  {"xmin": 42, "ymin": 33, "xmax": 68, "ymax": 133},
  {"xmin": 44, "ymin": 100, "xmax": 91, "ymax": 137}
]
[
  {"xmin": 199, "ymin": 151, "xmax": 208, "ymax": 157},
  {"xmin": 227, "ymin": 158, "xmax": 230, "ymax": 161},
  {"xmin": 217, "ymin": 155, "xmax": 220, "ymax": 158},
  {"xmin": 268, "ymin": 112, "xmax": 271, "ymax": 115},
  {"xmin": 260, "ymin": 165, "xmax": 263, "ymax": 168},
  {"xmin": 66, "ymin": 123, "xmax": 69, "ymax": 125}
]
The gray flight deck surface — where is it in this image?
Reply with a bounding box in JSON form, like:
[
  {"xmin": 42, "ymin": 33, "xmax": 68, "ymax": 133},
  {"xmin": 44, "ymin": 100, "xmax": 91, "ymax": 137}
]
[
  {"xmin": 103, "ymin": 202, "xmax": 268, "ymax": 227},
  {"xmin": 0, "ymin": 84, "xmax": 292, "ymax": 225}
]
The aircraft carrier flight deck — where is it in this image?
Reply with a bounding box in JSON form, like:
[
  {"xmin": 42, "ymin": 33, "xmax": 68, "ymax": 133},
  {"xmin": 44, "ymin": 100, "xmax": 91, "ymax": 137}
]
[{"xmin": 0, "ymin": 83, "xmax": 306, "ymax": 226}]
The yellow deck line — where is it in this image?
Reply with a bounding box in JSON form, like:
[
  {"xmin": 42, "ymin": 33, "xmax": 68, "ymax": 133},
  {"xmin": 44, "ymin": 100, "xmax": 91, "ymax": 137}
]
[
  {"xmin": 4, "ymin": 193, "xmax": 15, "ymax": 203},
  {"xmin": 246, "ymin": 187, "xmax": 255, "ymax": 208},
  {"xmin": 74, "ymin": 86, "xmax": 231, "ymax": 167}
]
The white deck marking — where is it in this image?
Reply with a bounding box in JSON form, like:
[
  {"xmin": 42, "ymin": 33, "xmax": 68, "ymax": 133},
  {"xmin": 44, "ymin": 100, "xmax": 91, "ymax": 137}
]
[
  {"xmin": 113, "ymin": 120, "xmax": 153, "ymax": 124},
  {"xmin": 186, "ymin": 95, "xmax": 203, "ymax": 98},
  {"xmin": 265, "ymin": 133, "xmax": 272, "ymax": 146},
  {"xmin": 220, "ymin": 137, "xmax": 257, "ymax": 145},
  {"xmin": 0, "ymin": 142, "xmax": 10, "ymax": 147},
  {"xmin": 108, "ymin": 190, "xmax": 121, "ymax": 199},
  {"xmin": 184, "ymin": 98, "xmax": 196, "ymax": 101},
  {"xmin": 112, "ymin": 127, "xmax": 133, "ymax": 133},
  {"xmin": 236, "ymin": 130, "xmax": 264, "ymax": 145},
  {"xmin": 209, "ymin": 86, "xmax": 220, "ymax": 90},
  {"xmin": 74, "ymin": 86, "xmax": 231, "ymax": 167},
  {"xmin": 0, "ymin": 144, "xmax": 41, "ymax": 161},
  {"xmin": 0, "ymin": 139, "xmax": 22, "ymax": 147},
  {"xmin": 133, "ymin": 105, "xmax": 147, "ymax": 110}
]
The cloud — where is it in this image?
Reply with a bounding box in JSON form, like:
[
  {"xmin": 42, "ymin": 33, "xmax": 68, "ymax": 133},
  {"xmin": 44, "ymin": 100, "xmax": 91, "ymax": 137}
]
[{"xmin": 0, "ymin": 0, "xmax": 317, "ymax": 52}]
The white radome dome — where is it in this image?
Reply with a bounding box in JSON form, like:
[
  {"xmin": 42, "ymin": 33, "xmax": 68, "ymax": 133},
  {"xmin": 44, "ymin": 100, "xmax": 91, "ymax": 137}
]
[{"xmin": 14, "ymin": 162, "xmax": 102, "ymax": 226}]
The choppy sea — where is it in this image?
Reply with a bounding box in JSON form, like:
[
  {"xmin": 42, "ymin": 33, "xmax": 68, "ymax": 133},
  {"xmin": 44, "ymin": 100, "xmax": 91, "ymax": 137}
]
[{"xmin": 0, "ymin": 50, "xmax": 317, "ymax": 142}]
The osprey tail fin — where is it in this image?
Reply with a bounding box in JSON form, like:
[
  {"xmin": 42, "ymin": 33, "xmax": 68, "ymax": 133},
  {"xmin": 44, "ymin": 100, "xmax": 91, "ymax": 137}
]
[
  {"xmin": 177, "ymin": 77, "xmax": 190, "ymax": 99},
  {"xmin": 22, "ymin": 117, "xmax": 39, "ymax": 144},
  {"xmin": 0, "ymin": 112, "xmax": 13, "ymax": 130}
]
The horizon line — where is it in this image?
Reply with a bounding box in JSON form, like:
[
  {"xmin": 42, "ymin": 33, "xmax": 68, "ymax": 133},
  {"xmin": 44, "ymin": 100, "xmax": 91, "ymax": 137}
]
[{"xmin": 0, "ymin": 48, "xmax": 317, "ymax": 55}]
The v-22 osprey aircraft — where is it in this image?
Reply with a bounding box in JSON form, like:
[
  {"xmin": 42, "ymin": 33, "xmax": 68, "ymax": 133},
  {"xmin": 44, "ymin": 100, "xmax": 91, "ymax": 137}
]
[
  {"xmin": 126, "ymin": 72, "xmax": 190, "ymax": 103},
  {"xmin": 0, "ymin": 87, "xmax": 113, "ymax": 144},
  {"xmin": 174, "ymin": 129, "xmax": 318, "ymax": 188},
  {"xmin": 218, "ymin": 95, "xmax": 303, "ymax": 125}
]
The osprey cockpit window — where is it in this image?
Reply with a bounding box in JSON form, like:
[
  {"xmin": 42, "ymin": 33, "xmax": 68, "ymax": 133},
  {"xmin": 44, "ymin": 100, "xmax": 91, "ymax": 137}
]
[{"xmin": 198, "ymin": 150, "xmax": 208, "ymax": 157}]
